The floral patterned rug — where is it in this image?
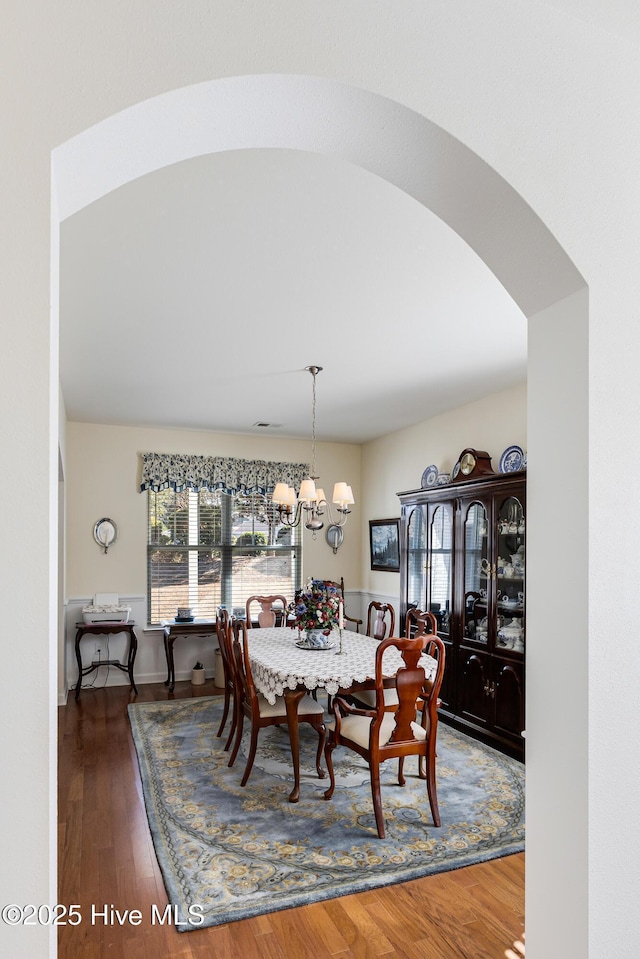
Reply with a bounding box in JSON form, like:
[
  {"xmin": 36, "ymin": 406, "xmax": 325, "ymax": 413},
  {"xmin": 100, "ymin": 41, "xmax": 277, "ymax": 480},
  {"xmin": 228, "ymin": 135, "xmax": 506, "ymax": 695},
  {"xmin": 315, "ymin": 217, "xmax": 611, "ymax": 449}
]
[{"xmin": 128, "ymin": 696, "xmax": 524, "ymax": 931}]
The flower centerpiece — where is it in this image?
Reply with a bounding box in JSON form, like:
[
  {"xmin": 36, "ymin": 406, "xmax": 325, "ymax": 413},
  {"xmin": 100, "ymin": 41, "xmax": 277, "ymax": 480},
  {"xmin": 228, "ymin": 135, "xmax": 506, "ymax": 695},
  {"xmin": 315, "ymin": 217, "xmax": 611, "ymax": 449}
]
[{"xmin": 290, "ymin": 579, "xmax": 342, "ymax": 639}]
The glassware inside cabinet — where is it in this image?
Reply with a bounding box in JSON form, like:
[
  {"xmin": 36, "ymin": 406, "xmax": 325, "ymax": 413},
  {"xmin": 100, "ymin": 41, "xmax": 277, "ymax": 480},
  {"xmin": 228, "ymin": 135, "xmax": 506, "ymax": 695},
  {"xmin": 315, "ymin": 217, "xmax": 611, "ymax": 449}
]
[
  {"xmin": 496, "ymin": 495, "xmax": 525, "ymax": 653},
  {"xmin": 406, "ymin": 506, "xmax": 426, "ymax": 613},
  {"xmin": 428, "ymin": 505, "xmax": 453, "ymax": 637},
  {"xmin": 463, "ymin": 502, "xmax": 489, "ymax": 644}
]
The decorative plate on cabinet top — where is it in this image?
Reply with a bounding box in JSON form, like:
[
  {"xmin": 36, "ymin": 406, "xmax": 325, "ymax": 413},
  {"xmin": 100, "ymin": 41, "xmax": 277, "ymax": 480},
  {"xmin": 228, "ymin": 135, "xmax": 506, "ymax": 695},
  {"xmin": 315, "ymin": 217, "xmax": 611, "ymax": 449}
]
[
  {"xmin": 436, "ymin": 473, "xmax": 450, "ymax": 485},
  {"xmin": 499, "ymin": 445, "xmax": 525, "ymax": 473},
  {"xmin": 452, "ymin": 461, "xmax": 461, "ymax": 479},
  {"xmin": 421, "ymin": 464, "xmax": 439, "ymax": 488}
]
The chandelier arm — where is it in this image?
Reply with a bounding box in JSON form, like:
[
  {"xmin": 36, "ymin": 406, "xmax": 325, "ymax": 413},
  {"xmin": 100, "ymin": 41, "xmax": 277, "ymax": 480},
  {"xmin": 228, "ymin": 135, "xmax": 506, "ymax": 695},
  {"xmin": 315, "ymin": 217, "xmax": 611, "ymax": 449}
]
[
  {"xmin": 274, "ymin": 502, "xmax": 304, "ymax": 528},
  {"xmin": 318, "ymin": 498, "xmax": 350, "ymax": 528}
]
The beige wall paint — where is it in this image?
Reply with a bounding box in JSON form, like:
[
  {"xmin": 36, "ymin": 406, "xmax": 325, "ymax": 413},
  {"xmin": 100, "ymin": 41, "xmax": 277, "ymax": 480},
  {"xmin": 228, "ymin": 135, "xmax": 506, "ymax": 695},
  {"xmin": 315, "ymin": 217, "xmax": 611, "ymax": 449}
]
[
  {"xmin": 65, "ymin": 387, "xmax": 525, "ymax": 606},
  {"xmin": 361, "ymin": 382, "xmax": 526, "ymax": 597},
  {"xmin": 65, "ymin": 422, "xmax": 362, "ymax": 601},
  {"xmin": 64, "ymin": 382, "xmax": 526, "ymax": 630}
]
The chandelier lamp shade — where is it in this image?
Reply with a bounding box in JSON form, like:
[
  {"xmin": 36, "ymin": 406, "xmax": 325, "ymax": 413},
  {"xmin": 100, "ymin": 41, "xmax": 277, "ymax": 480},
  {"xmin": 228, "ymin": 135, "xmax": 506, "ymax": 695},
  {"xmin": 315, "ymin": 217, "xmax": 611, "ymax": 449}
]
[{"xmin": 271, "ymin": 366, "xmax": 354, "ymax": 533}]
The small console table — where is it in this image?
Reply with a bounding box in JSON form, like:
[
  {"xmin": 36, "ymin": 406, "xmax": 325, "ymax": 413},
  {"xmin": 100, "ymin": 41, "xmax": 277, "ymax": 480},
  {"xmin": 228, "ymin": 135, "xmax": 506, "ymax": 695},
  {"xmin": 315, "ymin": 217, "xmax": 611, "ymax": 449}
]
[
  {"xmin": 162, "ymin": 619, "xmax": 218, "ymax": 691},
  {"xmin": 74, "ymin": 621, "xmax": 138, "ymax": 699}
]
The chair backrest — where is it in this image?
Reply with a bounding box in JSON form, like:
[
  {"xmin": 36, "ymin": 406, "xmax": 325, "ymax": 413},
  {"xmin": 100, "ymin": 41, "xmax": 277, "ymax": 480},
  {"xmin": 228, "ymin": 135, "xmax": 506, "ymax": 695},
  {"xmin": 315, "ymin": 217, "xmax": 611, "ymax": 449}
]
[
  {"xmin": 416, "ymin": 633, "xmax": 446, "ymax": 702},
  {"xmin": 245, "ymin": 594, "xmax": 289, "ymax": 628},
  {"xmin": 372, "ymin": 636, "xmax": 431, "ymax": 749},
  {"xmin": 321, "ymin": 577, "xmax": 362, "ymax": 632},
  {"xmin": 216, "ymin": 606, "xmax": 235, "ymax": 687},
  {"xmin": 366, "ymin": 601, "xmax": 396, "ymax": 641},
  {"xmin": 418, "ymin": 634, "xmax": 446, "ymax": 717},
  {"xmin": 373, "ymin": 635, "xmax": 446, "ymax": 742},
  {"xmin": 405, "ymin": 606, "xmax": 438, "ymax": 638},
  {"xmin": 233, "ymin": 620, "xmax": 263, "ymax": 717}
]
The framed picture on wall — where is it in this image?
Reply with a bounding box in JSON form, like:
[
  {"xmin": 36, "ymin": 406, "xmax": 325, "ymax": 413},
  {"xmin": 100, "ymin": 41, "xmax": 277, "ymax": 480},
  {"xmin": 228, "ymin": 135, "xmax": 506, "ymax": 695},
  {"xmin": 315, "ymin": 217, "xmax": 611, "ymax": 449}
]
[{"xmin": 369, "ymin": 518, "xmax": 401, "ymax": 572}]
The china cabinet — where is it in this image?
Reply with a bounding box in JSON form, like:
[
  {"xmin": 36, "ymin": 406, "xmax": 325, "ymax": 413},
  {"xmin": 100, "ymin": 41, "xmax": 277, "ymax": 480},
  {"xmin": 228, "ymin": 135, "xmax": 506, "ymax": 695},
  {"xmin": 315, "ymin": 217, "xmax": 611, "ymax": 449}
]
[{"xmin": 398, "ymin": 467, "xmax": 525, "ymax": 759}]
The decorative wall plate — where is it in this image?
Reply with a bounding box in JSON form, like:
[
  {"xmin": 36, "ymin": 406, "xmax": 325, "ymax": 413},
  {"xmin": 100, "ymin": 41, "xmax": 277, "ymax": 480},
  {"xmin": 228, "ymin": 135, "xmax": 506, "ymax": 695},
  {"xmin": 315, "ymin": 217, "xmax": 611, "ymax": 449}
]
[
  {"xmin": 93, "ymin": 517, "xmax": 117, "ymax": 553},
  {"xmin": 421, "ymin": 464, "xmax": 439, "ymax": 488},
  {"xmin": 499, "ymin": 445, "xmax": 525, "ymax": 473}
]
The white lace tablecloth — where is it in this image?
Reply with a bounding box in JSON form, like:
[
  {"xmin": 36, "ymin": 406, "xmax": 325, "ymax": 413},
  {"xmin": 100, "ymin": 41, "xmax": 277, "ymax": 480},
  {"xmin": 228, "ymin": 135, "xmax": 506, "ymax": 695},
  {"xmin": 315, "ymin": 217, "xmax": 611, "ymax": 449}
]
[{"xmin": 247, "ymin": 627, "xmax": 437, "ymax": 705}]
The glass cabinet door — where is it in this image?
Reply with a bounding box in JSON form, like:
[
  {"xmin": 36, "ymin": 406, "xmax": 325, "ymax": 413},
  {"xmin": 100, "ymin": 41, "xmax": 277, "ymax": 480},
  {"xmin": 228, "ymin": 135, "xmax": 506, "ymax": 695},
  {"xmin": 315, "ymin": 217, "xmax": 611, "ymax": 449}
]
[
  {"xmin": 463, "ymin": 502, "xmax": 489, "ymax": 645},
  {"xmin": 406, "ymin": 506, "xmax": 426, "ymax": 613},
  {"xmin": 428, "ymin": 504, "xmax": 453, "ymax": 638},
  {"xmin": 495, "ymin": 495, "xmax": 525, "ymax": 653}
]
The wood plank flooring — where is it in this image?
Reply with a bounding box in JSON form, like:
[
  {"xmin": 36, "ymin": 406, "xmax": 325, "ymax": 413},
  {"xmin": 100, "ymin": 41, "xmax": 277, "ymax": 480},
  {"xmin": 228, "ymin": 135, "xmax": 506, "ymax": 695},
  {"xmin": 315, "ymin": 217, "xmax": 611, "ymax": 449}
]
[{"xmin": 58, "ymin": 680, "xmax": 524, "ymax": 958}]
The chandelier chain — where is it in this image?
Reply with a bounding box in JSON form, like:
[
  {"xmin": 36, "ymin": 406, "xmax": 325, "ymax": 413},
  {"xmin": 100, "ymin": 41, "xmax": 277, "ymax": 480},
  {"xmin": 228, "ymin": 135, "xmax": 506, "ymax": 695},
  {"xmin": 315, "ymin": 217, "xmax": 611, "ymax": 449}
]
[{"xmin": 310, "ymin": 367, "xmax": 318, "ymax": 479}]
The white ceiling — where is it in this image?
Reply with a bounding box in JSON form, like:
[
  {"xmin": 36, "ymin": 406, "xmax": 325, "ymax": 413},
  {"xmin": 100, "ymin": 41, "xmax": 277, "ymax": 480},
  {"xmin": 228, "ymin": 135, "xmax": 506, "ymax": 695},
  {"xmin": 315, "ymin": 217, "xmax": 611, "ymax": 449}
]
[{"xmin": 60, "ymin": 148, "xmax": 526, "ymax": 444}]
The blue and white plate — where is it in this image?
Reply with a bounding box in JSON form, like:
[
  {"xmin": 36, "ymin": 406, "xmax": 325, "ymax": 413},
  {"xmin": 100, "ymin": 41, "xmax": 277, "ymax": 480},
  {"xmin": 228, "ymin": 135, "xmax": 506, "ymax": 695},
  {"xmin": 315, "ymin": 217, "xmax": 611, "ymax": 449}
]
[
  {"xmin": 421, "ymin": 464, "xmax": 439, "ymax": 489},
  {"xmin": 436, "ymin": 473, "xmax": 450, "ymax": 486},
  {"xmin": 452, "ymin": 461, "xmax": 461, "ymax": 479},
  {"xmin": 499, "ymin": 445, "xmax": 525, "ymax": 473}
]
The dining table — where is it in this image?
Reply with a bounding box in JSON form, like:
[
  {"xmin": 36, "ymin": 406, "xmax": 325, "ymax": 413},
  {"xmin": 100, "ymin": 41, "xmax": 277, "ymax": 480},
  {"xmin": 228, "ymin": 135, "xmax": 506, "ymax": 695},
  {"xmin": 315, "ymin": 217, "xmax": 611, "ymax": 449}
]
[{"xmin": 246, "ymin": 626, "xmax": 438, "ymax": 802}]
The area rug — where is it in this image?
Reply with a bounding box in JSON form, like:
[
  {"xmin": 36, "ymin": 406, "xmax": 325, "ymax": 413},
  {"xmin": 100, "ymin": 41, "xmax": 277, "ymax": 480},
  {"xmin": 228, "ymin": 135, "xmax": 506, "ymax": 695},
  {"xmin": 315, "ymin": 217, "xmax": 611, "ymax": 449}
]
[{"xmin": 128, "ymin": 696, "xmax": 524, "ymax": 931}]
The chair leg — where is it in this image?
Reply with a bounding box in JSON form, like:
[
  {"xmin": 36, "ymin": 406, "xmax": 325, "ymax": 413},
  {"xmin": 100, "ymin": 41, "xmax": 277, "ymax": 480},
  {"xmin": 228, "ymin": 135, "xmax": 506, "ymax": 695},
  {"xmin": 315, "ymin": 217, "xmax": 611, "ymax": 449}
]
[
  {"xmin": 216, "ymin": 686, "xmax": 230, "ymax": 738},
  {"xmin": 369, "ymin": 762, "xmax": 386, "ymax": 839},
  {"xmin": 240, "ymin": 725, "xmax": 259, "ymax": 786},
  {"xmin": 228, "ymin": 710, "xmax": 244, "ymax": 768},
  {"xmin": 424, "ymin": 735, "xmax": 440, "ymax": 827},
  {"xmin": 223, "ymin": 693, "xmax": 237, "ymax": 751},
  {"xmin": 323, "ymin": 741, "xmax": 337, "ymax": 800},
  {"xmin": 398, "ymin": 756, "xmax": 406, "ymax": 787},
  {"xmin": 311, "ymin": 720, "xmax": 327, "ymax": 779}
]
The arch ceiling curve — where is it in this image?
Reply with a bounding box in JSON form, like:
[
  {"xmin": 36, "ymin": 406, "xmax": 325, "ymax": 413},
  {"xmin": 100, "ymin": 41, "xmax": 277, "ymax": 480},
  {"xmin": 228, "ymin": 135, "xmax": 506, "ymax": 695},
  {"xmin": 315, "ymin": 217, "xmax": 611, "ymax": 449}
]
[
  {"xmin": 54, "ymin": 73, "xmax": 584, "ymax": 319},
  {"xmin": 56, "ymin": 74, "xmax": 586, "ymax": 440}
]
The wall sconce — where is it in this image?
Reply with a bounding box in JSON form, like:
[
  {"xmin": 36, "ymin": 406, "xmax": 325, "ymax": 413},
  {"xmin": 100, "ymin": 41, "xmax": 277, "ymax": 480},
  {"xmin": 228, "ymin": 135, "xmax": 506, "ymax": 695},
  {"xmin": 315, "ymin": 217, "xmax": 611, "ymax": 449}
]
[
  {"xmin": 94, "ymin": 517, "xmax": 117, "ymax": 554},
  {"xmin": 326, "ymin": 524, "xmax": 344, "ymax": 554}
]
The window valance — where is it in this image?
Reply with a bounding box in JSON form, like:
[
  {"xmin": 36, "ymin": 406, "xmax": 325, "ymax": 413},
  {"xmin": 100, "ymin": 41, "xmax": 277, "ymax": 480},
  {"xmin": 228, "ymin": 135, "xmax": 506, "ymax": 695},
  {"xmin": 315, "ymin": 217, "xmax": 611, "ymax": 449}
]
[{"xmin": 139, "ymin": 452, "xmax": 309, "ymax": 495}]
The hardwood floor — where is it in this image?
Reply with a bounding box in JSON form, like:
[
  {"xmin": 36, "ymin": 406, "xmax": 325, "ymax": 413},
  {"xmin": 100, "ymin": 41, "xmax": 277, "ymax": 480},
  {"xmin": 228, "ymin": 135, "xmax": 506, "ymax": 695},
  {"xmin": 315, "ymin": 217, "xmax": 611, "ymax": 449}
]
[{"xmin": 58, "ymin": 680, "xmax": 525, "ymax": 959}]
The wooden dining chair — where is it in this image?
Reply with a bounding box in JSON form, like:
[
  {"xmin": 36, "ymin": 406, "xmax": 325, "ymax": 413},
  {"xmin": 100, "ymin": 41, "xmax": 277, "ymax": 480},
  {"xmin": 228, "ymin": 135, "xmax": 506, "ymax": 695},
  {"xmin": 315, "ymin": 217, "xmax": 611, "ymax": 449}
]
[
  {"xmin": 324, "ymin": 634, "xmax": 445, "ymax": 839},
  {"xmin": 366, "ymin": 601, "xmax": 395, "ymax": 641},
  {"xmin": 405, "ymin": 606, "xmax": 438, "ymax": 638},
  {"xmin": 245, "ymin": 594, "xmax": 289, "ymax": 628},
  {"xmin": 215, "ymin": 607, "xmax": 240, "ymax": 751},
  {"xmin": 342, "ymin": 602, "xmax": 396, "ymax": 710},
  {"xmin": 228, "ymin": 620, "xmax": 327, "ymax": 787},
  {"xmin": 322, "ymin": 577, "xmax": 363, "ymax": 632}
]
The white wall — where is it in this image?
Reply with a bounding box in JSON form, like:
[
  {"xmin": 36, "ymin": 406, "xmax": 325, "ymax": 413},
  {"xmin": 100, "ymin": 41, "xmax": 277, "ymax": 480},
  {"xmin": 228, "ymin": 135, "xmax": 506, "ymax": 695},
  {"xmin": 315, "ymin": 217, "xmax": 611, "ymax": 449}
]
[
  {"xmin": 2, "ymin": 4, "xmax": 639, "ymax": 958},
  {"xmin": 527, "ymin": 288, "xmax": 589, "ymax": 949}
]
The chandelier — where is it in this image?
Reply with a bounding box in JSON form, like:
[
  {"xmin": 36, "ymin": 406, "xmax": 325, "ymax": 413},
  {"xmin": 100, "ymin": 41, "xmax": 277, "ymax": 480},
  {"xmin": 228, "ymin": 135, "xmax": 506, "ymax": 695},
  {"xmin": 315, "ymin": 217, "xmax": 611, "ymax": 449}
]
[{"xmin": 271, "ymin": 365, "xmax": 354, "ymax": 533}]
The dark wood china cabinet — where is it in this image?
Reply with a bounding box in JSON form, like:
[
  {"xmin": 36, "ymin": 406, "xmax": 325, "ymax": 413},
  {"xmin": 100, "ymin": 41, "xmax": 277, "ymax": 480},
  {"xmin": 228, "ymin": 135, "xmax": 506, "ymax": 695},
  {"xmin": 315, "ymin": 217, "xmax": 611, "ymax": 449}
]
[{"xmin": 398, "ymin": 460, "xmax": 525, "ymax": 760}]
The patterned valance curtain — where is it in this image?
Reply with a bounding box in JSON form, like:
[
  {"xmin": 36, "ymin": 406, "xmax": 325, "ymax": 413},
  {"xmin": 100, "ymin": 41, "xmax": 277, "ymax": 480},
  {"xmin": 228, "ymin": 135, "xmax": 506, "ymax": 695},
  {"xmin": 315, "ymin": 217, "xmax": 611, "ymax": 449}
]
[{"xmin": 139, "ymin": 452, "xmax": 309, "ymax": 495}]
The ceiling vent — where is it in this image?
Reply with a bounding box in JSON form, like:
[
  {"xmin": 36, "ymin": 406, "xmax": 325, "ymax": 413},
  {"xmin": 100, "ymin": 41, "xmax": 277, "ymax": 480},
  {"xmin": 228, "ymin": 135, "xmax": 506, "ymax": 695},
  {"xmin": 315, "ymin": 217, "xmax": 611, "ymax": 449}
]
[{"xmin": 253, "ymin": 422, "xmax": 282, "ymax": 429}]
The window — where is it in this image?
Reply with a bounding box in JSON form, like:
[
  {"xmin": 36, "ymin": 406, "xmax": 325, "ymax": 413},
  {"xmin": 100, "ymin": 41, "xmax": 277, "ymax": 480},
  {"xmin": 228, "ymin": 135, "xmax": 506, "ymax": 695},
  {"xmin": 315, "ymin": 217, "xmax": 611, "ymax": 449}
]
[{"xmin": 147, "ymin": 489, "xmax": 301, "ymax": 624}]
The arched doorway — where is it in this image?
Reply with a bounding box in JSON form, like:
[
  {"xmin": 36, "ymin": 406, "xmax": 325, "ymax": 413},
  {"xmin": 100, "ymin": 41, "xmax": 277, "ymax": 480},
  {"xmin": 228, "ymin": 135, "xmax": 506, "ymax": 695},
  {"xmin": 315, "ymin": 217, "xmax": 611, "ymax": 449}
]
[{"xmin": 52, "ymin": 74, "xmax": 589, "ymax": 953}]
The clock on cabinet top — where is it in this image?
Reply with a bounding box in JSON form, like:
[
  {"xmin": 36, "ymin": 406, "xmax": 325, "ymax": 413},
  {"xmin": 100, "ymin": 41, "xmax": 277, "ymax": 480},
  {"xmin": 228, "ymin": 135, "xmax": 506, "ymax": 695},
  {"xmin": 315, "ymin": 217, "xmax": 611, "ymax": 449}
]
[{"xmin": 451, "ymin": 448, "xmax": 495, "ymax": 482}]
